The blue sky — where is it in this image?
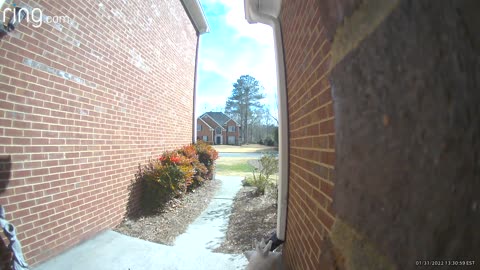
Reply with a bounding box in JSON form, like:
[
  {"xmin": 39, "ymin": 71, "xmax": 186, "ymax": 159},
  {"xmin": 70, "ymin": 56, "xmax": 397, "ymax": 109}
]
[{"xmin": 196, "ymin": 0, "xmax": 277, "ymax": 116}]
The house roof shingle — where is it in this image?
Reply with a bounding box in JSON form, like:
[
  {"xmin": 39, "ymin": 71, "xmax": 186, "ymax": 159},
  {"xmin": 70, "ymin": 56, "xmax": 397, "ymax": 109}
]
[
  {"xmin": 198, "ymin": 117, "xmax": 214, "ymax": 129},
  {"xmin": 200, "ymin": 112, "xmax": 239, "ymax": 126}
]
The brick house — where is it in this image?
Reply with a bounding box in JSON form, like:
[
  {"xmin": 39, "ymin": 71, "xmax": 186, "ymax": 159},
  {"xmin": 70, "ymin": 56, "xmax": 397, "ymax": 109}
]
[
  {"xmin": 0, "ymin": 0, "xmax": 207, "ymax": 266},
  {"xmin": 246, "ymin": 0, "xmax": 479, "ymax": 269},
  {"xmin": 197, "ymin": 112, "xmax": 241, "ymax": 145}
]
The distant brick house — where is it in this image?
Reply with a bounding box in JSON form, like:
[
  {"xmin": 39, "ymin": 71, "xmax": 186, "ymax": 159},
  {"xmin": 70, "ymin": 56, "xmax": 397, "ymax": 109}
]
[
  {"xmin": 197, "ymin": 112, "xmax": 241, "ymax": 145},
  {"xmin": 0, "ymin": 0, "xmax": 207, "ymax": 266}
]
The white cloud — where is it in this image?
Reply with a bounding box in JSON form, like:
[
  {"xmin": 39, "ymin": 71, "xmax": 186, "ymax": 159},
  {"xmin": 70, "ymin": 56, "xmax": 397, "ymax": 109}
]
[
  {"xmin": 199, "ymin": 58, "xmax": 232, "ymax": 80},
  {"xmin": 197, "ymin": 0, "xmax": 279, "ymax": 117},
  {"xmin": 224, "ymin": 1, "xmax": 274, "ymax": 45},
  {"xmin": 201, "ymin": 0, "xmax": 274, "ymax": 45}
]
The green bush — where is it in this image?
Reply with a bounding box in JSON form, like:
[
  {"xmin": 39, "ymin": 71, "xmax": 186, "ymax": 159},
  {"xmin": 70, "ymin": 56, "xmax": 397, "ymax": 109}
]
[
  {"xmin": 138, "ymin": 142, "xmax": 219, "ymax": 214},
  {"xmin": 243, "ymin": 153, "xmax": 278, "ymax": 196},
  {"xmin": 264, "ymin": 137, "xmax": 274, "ymax": 146},
  {"xmin": 139, "ymin": 160, "xmax": 190, "ymax": 213},
  {"xmin": 194, "ymin": 140, "xmax": 219, "ymax": 180},
  {"xmin": 177, "ymin": 144, "xmax": 208, "ymax": 190},
  {"xmin": 258, "ymin": 152, "xmax": 278, "ymax": 179},
  {"xmin": 243, "ymin": 173, "xmax": 270, "ymax": 195}
]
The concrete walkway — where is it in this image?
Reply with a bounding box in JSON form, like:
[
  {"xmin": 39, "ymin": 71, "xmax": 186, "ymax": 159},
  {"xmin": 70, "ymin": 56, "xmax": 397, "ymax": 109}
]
[{"xmin": 34, "ymin": 176, "xmax": 247, "ymax": 270}]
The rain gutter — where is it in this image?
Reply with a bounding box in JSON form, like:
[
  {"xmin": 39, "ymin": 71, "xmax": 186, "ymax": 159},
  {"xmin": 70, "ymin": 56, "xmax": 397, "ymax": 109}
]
[{"xmin": 244, "ymin": 0, "xmax": 288, "ymax": 241}]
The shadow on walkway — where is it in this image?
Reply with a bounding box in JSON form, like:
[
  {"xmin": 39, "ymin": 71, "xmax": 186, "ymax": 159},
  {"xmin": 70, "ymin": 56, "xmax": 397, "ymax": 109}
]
[{"xmin": 34, "ymin": 175, "xmax": 248, "ymax": 270}]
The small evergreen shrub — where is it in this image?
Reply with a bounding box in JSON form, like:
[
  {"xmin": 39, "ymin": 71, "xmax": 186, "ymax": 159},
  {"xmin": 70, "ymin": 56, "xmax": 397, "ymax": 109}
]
[
  {"xmin": 264, "ymin": 137, "xmax": 274, "ymax": 146},
  {"xmin": 177, "ymin": 144, "xmax": 208, "ymax": 190},
  {"xmin": 159, "ymin": 150, "xmax": 194, "ymax": 190},
  {"xmin": 139, "ymin": 159, "xmax": 189, "ymax": 213},
  {"xmin": 243, "ymin": 173, "xmax": 270, "ymax": 195},
  {"xmin": 258, "ymin": 152, "xmax": 278, "ymax": 179},
  {"xmin": 194, "ymin": 140, "xmax": 219, "ymax": 180},
  {"xmin": 243, "ymin": 153, "xmax": 278, "ymax": 196},
  {"xmin": 138, "ymin": 142, "xmax": 219, "ymax": 214}
]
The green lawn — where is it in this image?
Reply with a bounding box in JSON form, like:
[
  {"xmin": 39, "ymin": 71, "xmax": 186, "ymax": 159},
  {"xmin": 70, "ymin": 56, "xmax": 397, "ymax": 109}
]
[
  {"xmin": 215, "ymin": 158, "xmax": 255, "ymax": 177},
  {"xmin": 216, "ymin": 162, "xmax": 254, "ymax": 173}
]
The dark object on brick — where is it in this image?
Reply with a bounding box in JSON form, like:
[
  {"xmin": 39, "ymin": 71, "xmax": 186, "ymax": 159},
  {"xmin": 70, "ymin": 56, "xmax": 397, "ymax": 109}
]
[
  {"xmin": 1, "ymin": 7, "xmax": 27, "ymax": 34},
  {"xmin": 267, "ymin": 231, "xmax": 284, "ymax": 251},
  {"xmin": 0, "ymin": 156, "xmax": 11, "ymax": 195},
  {"xmin": 0, "ymin": 206, "xmax": 29, "ymax": 270}
]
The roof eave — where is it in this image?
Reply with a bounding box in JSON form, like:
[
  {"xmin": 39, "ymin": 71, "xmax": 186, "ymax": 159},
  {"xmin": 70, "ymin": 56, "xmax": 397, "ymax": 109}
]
[
  {"xmin": 181, "ymin": 0, "xmax": 210, "ymax": 34},
  {"xmin": 198, "ymin": 117, "xmax": 214, "ymax": 129},
  {"xmin": 201, "ymin": 114, "xmax": 226, "ymax": 130}
]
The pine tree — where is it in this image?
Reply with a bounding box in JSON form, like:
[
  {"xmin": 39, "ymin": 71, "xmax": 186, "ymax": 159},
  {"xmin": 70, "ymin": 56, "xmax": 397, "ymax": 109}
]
[{"xmin": 225, "ymin": 75, "xmax": 265, "ymax": 144}]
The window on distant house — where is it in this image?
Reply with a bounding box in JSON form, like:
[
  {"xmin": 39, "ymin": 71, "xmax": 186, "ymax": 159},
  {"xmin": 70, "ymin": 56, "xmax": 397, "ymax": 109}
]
[
  {"xmin": 197, "ymin": 125, "xmax": 202, "ymax": 131},
  {"xmin": 202, "ymin": 135, "xmax": 208, "ymax": 141},
  {"xmin": 215, "ymin": 127, "xmax": 222, "ymax": 134},
  {"xmin": 228, "ymin": 126, "xmax": 235, "ymax": 132}
]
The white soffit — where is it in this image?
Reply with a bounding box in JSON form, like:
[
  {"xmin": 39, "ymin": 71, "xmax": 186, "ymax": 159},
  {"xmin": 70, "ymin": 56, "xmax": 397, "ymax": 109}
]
[
  {"xmin": 181, "ymin": 0, "xmax": 210, "ymax": 34},
  {"xmin": 245, "ymin": 0, "xmax": 282, "ymax": 23}
]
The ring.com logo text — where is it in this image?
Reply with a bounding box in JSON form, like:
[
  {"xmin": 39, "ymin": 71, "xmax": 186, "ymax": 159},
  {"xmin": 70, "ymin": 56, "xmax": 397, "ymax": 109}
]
[{"xmin": 2, "ymin": 3, "xmax": 71, "ymax": 29}]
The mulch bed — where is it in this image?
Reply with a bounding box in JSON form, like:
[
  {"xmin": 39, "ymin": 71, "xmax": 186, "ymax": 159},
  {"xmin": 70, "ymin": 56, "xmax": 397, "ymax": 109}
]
[
  {"xmin": 114, "ymin": 176, "xmax": 277, "ymax": 254},
  {"xmin": 214, "ymin": 186, "xmax": 277, "ymax": 254},
  {"xmin": 114, "ymin": 179, "xmax": 220, "ymax": 245}
]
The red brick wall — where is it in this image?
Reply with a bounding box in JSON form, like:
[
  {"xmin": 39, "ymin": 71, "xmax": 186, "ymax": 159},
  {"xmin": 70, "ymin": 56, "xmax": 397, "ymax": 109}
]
[
  {"xmin": 0, "ymin": 0, "xmax": 197, "ymax": 266},
  {"xmin": 224, "ymin": 119, "xmax": 239, "ymax": 145},
  {"xmin": 197, "ymin": 118, "xmax": 213, "ymax": 143},
  {"xmin": 281, "ymin": 1, "xmax": 480, "ymax": 269},
  {"xmin": 200, "ymin": 116, "xmax": 223, "ymax": 144},
  {"xmin": 281, "ymin": 0, "xmax": 336, "ymax": 269}
]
